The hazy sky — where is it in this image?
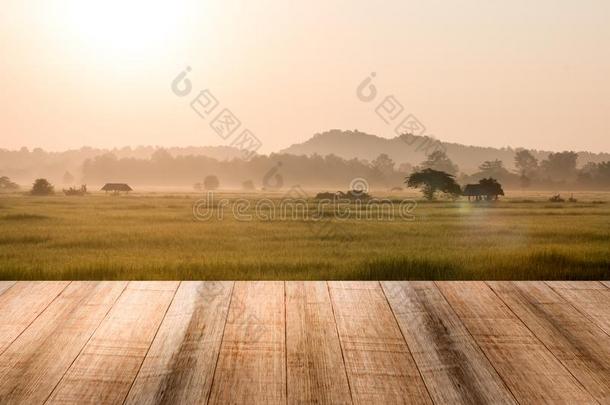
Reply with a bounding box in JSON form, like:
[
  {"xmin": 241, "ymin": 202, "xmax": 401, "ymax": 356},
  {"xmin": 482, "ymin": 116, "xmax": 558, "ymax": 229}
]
[{"xmin": 1, "ymin": 0, "xmax": 609, "ymax": 153}]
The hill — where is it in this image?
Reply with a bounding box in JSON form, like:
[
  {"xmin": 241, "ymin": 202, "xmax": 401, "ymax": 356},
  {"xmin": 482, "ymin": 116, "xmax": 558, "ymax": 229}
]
[{"xmin": 281, "ymin": 129, "xmax": 610, "ymax": 173}]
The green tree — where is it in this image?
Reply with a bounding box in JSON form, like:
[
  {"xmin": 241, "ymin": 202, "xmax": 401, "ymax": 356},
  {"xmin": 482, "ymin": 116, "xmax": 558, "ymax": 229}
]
[
  {"xmin": 31, "ymin": 178, "xmax": 54, "ymax": 195},
  {"xmin": 406, "ymin": 168, "xmax": 461, "ymax": 200}
]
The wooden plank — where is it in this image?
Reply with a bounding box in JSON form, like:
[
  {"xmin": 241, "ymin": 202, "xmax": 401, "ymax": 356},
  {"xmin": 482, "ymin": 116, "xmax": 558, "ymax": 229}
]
[
  {"xmin": 0, "ymin": 281, "xmax": 16, "ymax": 297},
  {"xmin": 382, "ymin": 281, "xmax": 516, "ymax": 404},
  {"xmin": 0, "ymin": 281, "xmax": 127, "ymax": 404},
  {"xmin": 488, "ymin": 281, "xmax": 610, "ymax": 403},
  {"xmin": 46, "ymin": 281, "xmax": 179, "ymax": 405},
  {"xmin": 546, "ymin": 281, "xmax": 607, "ymax": 290},
  {"xmin": 437, "ymin": 281, "xmax": 596, "ymax": 404},
  {"xmin": 547, "ymin": 281, "xmax": 610, "ymax": 335},
  {"xmin": 0, "ymin": 281, "xmax": 69, "ymax": 354},
  {"xmin": 285, "ymin": 281, "xmax": 352, "ymax": 404},
  {"xmin": 328, "ymin": 281, "xmax": 432, "ymax": 404},
  {"xmin": 208, "ymin": 281, "xmax": 285, "ymax": 405},
  {"xmin": 124, "ymin": 281, "xmax": 233, "ymax": 405}
]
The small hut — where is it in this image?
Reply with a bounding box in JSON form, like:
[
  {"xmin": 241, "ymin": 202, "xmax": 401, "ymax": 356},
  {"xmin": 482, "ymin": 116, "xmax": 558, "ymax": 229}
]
[
  {"xmin": 101, "ymin": 183, "xmax": 133, "ymax": 194},
  {"xmin": 463, "ymin": 184, "xmax": 483, "ymax": 201}
]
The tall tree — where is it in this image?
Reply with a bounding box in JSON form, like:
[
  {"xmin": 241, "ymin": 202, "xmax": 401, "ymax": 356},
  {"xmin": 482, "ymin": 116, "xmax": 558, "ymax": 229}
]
[
  {"xmin": 418, "ymin": 150, "xmax": 459, "ymax": 175},
  {"xmin": 371, "ymin": 153, "xmax": 395, "ymax": 176},
  {"xmin": 540, "ymin": 151, "xmax": 578, "ymax": 181},
  {"xmin": 514, "ymin": 150, "xmax": 538, "ymax": 177},
  {"xmin": 406, "ymin": 168, "xmax": 461, "ymax": 200},
  {"xmin": 0, "ymin": 176, "xmax": 19, "ymax": 191}
]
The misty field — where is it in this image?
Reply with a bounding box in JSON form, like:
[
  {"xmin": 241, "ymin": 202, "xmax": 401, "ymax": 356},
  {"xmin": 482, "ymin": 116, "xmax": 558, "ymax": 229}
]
[{"xmin": 0, "ymin": 191, "xmax": 608, "ymax": 280}]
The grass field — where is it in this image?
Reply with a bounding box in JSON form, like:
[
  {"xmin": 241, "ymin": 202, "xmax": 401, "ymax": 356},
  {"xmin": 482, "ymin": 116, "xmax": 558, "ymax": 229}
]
[{"xmin": 0, "ymin": 191, "xmax": 608, "ymax": 280}]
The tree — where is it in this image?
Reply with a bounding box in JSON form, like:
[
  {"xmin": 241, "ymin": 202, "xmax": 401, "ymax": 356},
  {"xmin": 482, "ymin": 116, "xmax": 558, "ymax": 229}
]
[
  {"xmin": 478, "ymin": 159, "xmax": 505, "ymax": 176},
  {"xmin": 371, "ymin": 153, "xmax": 395, "ymax": 176},
  {"xmin": 203, "ymin": 175, "xmax": 220, "ymax": 191},
  {"xmin": 406, "ymin": 169, "xmax": 461, "ymax": 200},
  {"xmin": 514, "ymin": 150, "xmax": 538, "ymax": 177},
  {"xmin": 31, "ymin": 178, "xmax": 54, "ymax": 195},
  {"xmin": 0, "ymin": 176, "xmax": 19, "ymax": 191},
  {"xmin": 62, "ymin": 171, "xmax": 75, "ymax": 184},
  {"xmin": 540, "ymin": 151, "xmax": 578, "ymax": 181},
  {"xmin": 418, "ymin": 151, "xmax": 458, "ymax": 175}
]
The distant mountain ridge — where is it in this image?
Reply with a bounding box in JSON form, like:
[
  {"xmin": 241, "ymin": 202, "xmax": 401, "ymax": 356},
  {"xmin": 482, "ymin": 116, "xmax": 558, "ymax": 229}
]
[{"xmin": 281, "ymin": 129, "xmax": 610, "ymax": 173}]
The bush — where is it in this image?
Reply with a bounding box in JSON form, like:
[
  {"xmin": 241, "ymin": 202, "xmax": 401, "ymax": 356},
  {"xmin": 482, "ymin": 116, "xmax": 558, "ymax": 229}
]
[
  {"xmin": 549, "ymin": 194, "xmax": 565, "ymax": 203},
  {"xmin": 31, "ymin": 178, "xmax": 54, "ymax": 196},
  {"xmin": 204, "ymin": 175, "xmax": 220, "ymax": 191}
]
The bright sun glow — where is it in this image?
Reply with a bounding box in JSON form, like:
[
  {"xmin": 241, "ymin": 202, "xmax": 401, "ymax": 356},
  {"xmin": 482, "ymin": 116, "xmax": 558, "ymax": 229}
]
[{"xmin": 63, "ymin": 0, "xmax": 186, "ymax": 60}]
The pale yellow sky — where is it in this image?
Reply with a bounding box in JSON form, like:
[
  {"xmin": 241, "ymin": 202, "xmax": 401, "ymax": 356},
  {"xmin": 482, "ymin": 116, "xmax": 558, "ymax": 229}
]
[{"xmin": 1, "ymin": 0, "xmax": 609, "ymax": 153}]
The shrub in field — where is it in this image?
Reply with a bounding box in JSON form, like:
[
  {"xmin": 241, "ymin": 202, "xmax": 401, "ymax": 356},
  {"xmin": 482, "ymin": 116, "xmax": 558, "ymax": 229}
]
[
  {"xmin": 549, "ymin": 194, "xmax": 565, "ymax": 202},
  {"xmin": 31, "ymin": 178, "xmax": 54, "ymax": 196}
]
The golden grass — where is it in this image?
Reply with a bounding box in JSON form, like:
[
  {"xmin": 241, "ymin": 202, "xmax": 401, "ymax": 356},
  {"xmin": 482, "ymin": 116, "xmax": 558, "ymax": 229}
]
[{"xmin": 0, "ymin": 191, "xmax": 608, "ymax": 280}]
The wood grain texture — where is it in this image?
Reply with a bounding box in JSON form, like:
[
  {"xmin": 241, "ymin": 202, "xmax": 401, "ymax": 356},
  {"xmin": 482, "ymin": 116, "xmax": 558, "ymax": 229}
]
[
  {"xmin": 547, "ymin": 281, "xmax": 610, "ymax": 335},
  {"xmin": 488, "ymin": 281, "xmax": 610, "ymax": 403},
  {"xmin": 285, "ymin": 281, "xmax": 352, "ymax": 405},
  {"xmin": 0, "ymin": 281, "xmax": 127, "ymax": 404},
  {"xmin": 328, "ymin": 281, "xmax": 432, "ymax": 405},
  {"xmin": 208, "ymin": 281, "xmax": 286, "ymax": 405},
  {"xmin": 125, "ymin": 281, "xmax": 233, "ymax": 405},
  {"xmin": 46, "ymin": 281, "xmax": 179, "ymax": 405},
  {"xmin": 0, "ymin": 281, "xmax": 16, "ymax": 297},
  {"xmin": 382, "ymin": 281, "xmax": 516, "ymax": 405},
  {"xmin": 0, "ymin": 281, "xmax": 69, "ymax": 354},
  {"xmin": 437, "ymin": 281, "xmax": 596, "ymax": 404}
]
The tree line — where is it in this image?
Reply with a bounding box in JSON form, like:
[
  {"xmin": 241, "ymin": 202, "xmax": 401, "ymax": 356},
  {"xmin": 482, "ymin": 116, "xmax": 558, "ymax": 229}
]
[{"xmin": 1, "ymin": 147, "xmax": 609, "ymax": 191}]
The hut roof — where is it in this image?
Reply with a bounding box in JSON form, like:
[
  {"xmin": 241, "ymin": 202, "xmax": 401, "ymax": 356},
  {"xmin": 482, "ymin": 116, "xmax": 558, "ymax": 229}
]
[{"xmin": 101, "ymin": 183, "xmax": 133, "ymax": 192}]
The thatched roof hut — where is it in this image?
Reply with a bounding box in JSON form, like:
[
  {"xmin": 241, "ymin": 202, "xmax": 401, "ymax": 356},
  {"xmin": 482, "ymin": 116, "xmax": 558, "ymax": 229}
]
[{"xmin": 101, "ymin": 183, "xmax": 133, "ymax": 193}]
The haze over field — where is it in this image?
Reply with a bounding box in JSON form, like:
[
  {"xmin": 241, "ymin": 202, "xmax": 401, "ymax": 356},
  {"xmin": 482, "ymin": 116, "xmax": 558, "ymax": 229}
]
[{"xmin": 1, "ymin": 0, "xmax": 609, "ymax": 154}]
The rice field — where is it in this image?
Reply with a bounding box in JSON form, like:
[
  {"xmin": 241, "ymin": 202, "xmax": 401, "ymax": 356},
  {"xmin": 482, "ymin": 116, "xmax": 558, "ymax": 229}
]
[{"xmin": 0, "ymin": 191, "xmax": 608, "ymax": 280}]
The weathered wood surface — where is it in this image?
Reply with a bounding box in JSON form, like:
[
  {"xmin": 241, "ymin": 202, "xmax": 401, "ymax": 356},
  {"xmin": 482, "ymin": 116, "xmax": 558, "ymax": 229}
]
[
  {"xmin": 0, "ymin": 282, "xmax": 126, "ymax": 405},
  {"xmin": 328, "ymin": 281, "xmax": 432, "ymax": 404},
  {"xmin": 437, "ymin": 281, "xmax": 597, "ymax": 404},
  {"xmin": 286, "ymin": 281, "xmax": 352, "ymax": 404},
  {"xmin": 382, "ymin": 281, "xmax": 516, "ymax": 404},
  {"xmin": 0, "ymin": 281, "xmax": 69, "ymax": 354},
  {"xmin": 124, "ymin": 281, "xmax": 232, "ymax": 405},
  {"xmin": 0, "ymin": 281, "xmax": 606, "ymax": 404},
  {"xmin": 547, "ymin": 281, "xmax": 610, "ymax": 335},
  {"xmin": 0, "ymin": 281, "xmax": 16, "ymax": 296},
  {"xmin": 488, "ymin": 281, "xmax": 610, "ymax": 403},
  {"xmin": 207, "ymin": 281, "xmax": 286, "ymax": 405},
  {"xmin": 46, "ymin": 281, "xmax": 179, "ymax": 404}
]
